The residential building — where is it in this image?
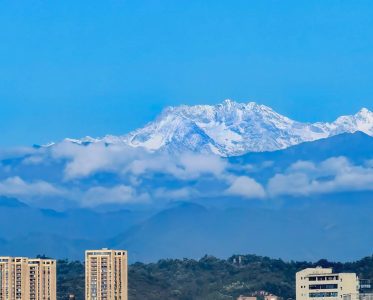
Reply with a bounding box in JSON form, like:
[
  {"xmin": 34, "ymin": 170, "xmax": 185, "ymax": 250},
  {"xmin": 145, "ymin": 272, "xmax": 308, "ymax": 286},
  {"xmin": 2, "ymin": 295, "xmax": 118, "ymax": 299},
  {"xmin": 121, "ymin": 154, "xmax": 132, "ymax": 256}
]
[
  {"xmin": 359, "ymin": 294, "xmax": 373, "ymax": 300},
  {"xmin": 296, "ymin": 267, "xmax": 359, "ymax": 300},
  {"xmin": 0, "ymin": 256, "xmax": 56, "ymax": 300},
  {"xmin": 85, "ymin": 248, "xmax": 128, "ymax": 300}
]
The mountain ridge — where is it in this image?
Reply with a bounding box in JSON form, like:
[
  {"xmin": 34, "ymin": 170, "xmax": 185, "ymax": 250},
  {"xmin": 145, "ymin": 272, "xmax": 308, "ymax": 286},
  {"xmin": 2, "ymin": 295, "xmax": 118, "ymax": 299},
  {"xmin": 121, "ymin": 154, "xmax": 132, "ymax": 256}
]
[{"xmin": 44, "ymin": 100, "xmax": 373, "ymax": 156}]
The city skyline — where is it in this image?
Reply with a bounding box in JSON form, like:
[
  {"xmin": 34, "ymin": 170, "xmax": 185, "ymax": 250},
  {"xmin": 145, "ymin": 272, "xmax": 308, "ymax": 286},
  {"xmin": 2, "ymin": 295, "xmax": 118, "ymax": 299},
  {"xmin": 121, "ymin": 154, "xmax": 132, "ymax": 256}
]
[{"xmin": 0, "ymin": 248, "xmax": 128, "ymax": 300}]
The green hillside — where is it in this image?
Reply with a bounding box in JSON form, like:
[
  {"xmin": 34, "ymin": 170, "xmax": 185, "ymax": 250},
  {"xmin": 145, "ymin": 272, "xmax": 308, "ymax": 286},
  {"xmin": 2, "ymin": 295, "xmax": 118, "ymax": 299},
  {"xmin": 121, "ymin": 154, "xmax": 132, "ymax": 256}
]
[{"xmin": 57, "ymin": 254, "xmax": 373, "ymax": 300}]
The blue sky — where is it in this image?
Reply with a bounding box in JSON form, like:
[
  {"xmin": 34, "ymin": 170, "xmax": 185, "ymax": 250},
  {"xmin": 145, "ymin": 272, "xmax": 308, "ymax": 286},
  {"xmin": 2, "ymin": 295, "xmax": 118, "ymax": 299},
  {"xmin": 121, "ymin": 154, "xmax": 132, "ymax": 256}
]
[{"xmin": 1, "ymin": 0, "xmax": 373, "ymax": 145}]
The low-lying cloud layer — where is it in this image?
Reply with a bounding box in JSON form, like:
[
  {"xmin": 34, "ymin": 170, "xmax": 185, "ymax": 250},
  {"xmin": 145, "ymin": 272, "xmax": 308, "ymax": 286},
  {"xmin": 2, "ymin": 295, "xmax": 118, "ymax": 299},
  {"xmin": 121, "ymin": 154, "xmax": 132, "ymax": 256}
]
[
  {"xmin": 225, "ymin": 176, "xmax": 266, "ymax": 198},
  {"xmin": 0, "ymin": 176, "xmax": 63, "ymax": 198},
  {"xmin": 0, "ymin": 141, "xmax": 372, "ymax": 208},
  {"xmin": 268, "ymin": 157, "xmax": 373, "ymax": 197}
]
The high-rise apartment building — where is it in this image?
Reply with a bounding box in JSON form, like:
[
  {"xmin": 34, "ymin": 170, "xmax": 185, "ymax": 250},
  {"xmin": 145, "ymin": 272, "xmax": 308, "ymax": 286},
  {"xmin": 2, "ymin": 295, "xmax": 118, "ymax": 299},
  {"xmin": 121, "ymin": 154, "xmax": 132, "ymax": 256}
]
[
  {"xmin": 0, "ymin": 256, "xmax": 56, "ymax": 300},
  {"xmin": 85, "ymin": 249, "xmax": 128, "ymax": 300},
  {"xmin": 296, "ymin": 267, "xmax": 359, "ymax": 300}
]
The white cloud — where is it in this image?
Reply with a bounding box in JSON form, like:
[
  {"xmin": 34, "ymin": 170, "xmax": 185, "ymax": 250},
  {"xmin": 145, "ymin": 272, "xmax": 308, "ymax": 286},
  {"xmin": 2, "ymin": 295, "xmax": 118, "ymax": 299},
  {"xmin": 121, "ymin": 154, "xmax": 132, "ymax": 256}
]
[
  {"xmin": 13, "ymin": 141, "xmax": 373, "ymax": 207},
  {"xmin": 267, "ymin": 172, "xmax": 314, "ymax": 197},
  {"xmin": 126, "ymin": 155, "xmax": 179, "ymax": 176},
  {"xmin": 0, "ymin": 176, "xmax": 63, "ymax": 198},
  {"xmin": 268, "ymin": 157, "xmax": 373, "ymax": 197},
  {"xmin": 178, "ymin": 153, "xmax": 226, "ymax": 178},
  {"xmin": 51, "ymin": 141, "xmax": 228, "ymax": 182},
  {"xmin": 364, "ymin": 159, "xmax": 373, "ymax": 168},
  {"xmin": 225, "ymin": 176, "xmax": 266, "ymax": 199},
  {"xmin": 0, "ymin": 146, "xmax": 37, "ymax": 161},
  {"xmin": 127, "ymin": 152, "xmax": 227, "ymax": 180},
  {"xmin": 8, "ymin": 142, "xmax": 233, "ymax": 206},
  {"xmin": 81, "ymin": 185, "xmax": 149, "ymax": 207},
  {"xmin": 51, "ymin": 141, "xmax": 140, "ymax": 179},
  {"xmin": 288, "ymin": 160, "xmax": 316, "ymax": 172},
  {"xmin": 22, "ymin": 155, "xmax": 46, "ymax": 165}
]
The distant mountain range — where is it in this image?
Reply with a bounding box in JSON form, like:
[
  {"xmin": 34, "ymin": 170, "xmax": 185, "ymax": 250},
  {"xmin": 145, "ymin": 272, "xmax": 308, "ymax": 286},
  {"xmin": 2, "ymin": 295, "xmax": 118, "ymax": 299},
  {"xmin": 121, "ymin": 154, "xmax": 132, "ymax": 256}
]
[
  {"xmin": 1, "ymin": 131, "xmax": 373, "ymax": 262},
  {"xmin": 1, "ymin": 100, "xmax": 373, "ymax": 262},
  {"xmin": 46, "ymin": 100, "xmax": 373, "ymax": 156}
]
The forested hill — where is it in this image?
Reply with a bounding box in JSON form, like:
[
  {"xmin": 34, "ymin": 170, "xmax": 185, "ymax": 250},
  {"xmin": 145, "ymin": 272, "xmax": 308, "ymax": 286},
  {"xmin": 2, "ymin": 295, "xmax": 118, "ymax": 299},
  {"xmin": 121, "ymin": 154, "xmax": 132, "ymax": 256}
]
[{"xmin": 57, "ymin": 254, "xmax": 373, "ymax": 300}]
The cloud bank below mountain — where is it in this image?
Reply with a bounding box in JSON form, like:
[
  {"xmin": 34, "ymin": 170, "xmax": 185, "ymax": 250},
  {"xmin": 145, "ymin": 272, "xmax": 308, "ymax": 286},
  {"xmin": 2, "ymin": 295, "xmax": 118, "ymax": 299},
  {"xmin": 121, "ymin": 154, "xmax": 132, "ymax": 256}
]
[
  {"xmin": 2, "ymin": 100, "xmax": 373, "ymax": 208},
  {"xmin": 0, "ymin": 133, "xmax": 372, "ymax": 208}
]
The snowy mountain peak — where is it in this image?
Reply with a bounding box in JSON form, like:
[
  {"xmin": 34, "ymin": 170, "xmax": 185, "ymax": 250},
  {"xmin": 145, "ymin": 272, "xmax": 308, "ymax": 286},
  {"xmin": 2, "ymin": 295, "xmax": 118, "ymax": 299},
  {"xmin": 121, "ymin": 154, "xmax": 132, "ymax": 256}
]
[
  {"xmin": 221, "ymin": 98, "xmax": 235, "ymax": 107},
  {"xmin": 329, "ymin": 107, "xmax": 373, "ymax": 136},
  {"xmin": 355, "ymin": 107, "xmax": 373, "ymax": 121},
  {"xmin": 65, "ymin": 136, "xmax": 99, "ymax": 144},
  {"xmin": 358, "ymin": 107, "xmax": 371, "ymax": 114},
  {"xmin": 55, "ymin": 100, "xmax": 373, "ymax": 156}
]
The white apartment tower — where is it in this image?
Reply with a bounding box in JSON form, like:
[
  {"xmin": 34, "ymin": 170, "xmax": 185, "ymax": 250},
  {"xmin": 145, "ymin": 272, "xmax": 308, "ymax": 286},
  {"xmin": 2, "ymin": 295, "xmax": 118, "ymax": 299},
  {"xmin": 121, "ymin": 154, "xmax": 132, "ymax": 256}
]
[
  {"xmin": 296, "ymin": 267, "xmax": 359, "ymax": 300},
  {"xmin": 85, "ymin": 249, "xmax": 128, "ymax": 300},
  {"xmin": 0, "ymin": 256, "xmax": 56, "ymax": 300}
]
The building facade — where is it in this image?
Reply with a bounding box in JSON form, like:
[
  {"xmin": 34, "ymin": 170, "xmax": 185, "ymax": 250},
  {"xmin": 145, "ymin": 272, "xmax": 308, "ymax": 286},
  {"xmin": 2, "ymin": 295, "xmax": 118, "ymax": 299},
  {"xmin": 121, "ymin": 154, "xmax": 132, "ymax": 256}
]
[
  {"xmin": 0, "ymin": 256, "xmax": 56, "ymax": 300},
  {"xmin": 296, "ymin": 267, "xmax": 359, "ymax": 300},
  {"xmin": 85, "ymin": 249, "xmax": 128, "ymax": 300}
]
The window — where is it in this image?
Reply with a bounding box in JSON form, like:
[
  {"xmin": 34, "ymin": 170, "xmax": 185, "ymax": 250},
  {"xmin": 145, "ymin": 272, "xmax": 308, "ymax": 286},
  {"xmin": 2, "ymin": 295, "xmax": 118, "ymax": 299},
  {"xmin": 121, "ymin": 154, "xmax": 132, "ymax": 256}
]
[
  {"xmin": 309, "ymin": 277, "xmax": 317, "ymax": 281},
  {"xmin": 309, "ymin": 284, "xmax": 338, "ymax": 290},
  {"xmin": 309, "ymin": 292, "xmax": 338, "ymax": 298}
]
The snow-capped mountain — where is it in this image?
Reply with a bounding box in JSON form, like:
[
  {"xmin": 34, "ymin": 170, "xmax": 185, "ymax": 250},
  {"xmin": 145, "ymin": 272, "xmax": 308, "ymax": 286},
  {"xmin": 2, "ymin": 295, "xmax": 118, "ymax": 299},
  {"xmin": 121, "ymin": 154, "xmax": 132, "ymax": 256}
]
[{"xmin": 55, "ymin": 100, "xmax": 373, "ymax": 156}]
